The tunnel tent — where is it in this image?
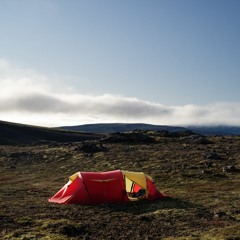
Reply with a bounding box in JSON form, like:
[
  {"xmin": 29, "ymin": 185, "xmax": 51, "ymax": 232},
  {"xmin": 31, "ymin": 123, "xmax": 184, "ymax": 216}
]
[{"xmin": 49, "ymin": 170, "xmax": 166, "ymax": 204}]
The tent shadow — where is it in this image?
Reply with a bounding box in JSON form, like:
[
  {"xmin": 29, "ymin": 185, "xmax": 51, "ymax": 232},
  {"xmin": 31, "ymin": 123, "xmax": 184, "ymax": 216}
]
[{"xmin": 96, "ymin": 197, "xmax": 204, "ymax": 215}]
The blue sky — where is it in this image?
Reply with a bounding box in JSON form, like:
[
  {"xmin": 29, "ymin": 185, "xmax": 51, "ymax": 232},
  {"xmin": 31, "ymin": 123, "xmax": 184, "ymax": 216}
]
[{"xmin": 0, "ymin": 0, "xmax": 240, "ymax": 126}]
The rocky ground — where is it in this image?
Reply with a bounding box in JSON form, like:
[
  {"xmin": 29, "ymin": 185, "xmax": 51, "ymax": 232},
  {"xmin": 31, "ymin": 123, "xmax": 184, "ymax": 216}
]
[{"xmin": 0, "ymin": 130, "xmax": 240, "ymax": 239}]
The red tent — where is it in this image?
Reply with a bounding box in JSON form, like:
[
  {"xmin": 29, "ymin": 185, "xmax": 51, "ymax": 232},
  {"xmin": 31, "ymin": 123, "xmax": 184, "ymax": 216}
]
[{"xmin": 49, "ymin": 170, "xmax": 166, "ymax": 204}]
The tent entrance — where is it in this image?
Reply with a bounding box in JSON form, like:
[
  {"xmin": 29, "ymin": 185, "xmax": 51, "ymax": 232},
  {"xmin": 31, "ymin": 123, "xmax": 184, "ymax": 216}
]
[{"xmin": 122, "ymin": 171, "xmax": 147, "ymax": 201}]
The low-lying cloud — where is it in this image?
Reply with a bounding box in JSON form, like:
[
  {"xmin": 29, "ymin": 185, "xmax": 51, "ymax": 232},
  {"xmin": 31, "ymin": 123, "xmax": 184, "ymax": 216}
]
[{"xmin": 1, "ymin": 59, "xmax": 240, "ymax": 127}]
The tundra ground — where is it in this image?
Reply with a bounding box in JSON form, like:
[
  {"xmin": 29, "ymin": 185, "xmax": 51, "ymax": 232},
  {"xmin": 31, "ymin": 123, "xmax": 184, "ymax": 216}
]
[{"xmin": 1, "ymin": 132, "xmax": 240, "ymax": 239}]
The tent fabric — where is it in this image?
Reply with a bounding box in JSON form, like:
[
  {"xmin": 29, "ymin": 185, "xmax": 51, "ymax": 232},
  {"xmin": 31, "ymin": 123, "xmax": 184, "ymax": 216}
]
[
  {"xmin": 49, "ymin": 170, "xmax": 166, "ymax": 204},
  {"xmin": 122, "ymin": 171, "xmax": 147, "ymax": 189}
]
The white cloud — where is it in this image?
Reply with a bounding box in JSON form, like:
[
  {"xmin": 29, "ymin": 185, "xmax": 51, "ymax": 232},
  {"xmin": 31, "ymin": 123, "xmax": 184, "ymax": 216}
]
[{"xmin": 0, "ymin": 58, "xmax": 240, "ymax": 127}]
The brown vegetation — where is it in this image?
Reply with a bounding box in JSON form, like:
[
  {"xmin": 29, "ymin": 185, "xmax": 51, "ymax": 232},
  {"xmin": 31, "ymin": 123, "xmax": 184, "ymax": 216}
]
[{"xmin": 1, "ymin": 130, "xmax": 240, "ymax": 239}]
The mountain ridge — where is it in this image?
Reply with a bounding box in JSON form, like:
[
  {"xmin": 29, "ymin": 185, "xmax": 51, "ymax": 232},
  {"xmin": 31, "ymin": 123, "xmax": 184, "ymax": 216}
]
[
  {"xmin": 59, "ymin": 123, "xmax": 187, "ymax": 133},
  {"xmin": 60, "ymin": 123, "xmax": 240, "ymax": 135},
  {"xmin": 1, "ymin": 120, "xmax": 240, "ymax": 145}
]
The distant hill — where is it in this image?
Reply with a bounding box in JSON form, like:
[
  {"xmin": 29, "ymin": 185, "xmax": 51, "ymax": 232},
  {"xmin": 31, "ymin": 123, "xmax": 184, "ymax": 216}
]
[
  {"xmin": 60, "ymin": 123, "xmax": 187, "ymax": 133},
  {"xmin": 0, "ymin": 120, "xmax": 103, "ymax": 145},
  {"xmin": 60, "ymin": 123, "xmax": 240, "ymax": 135},
  {"xmin": 188, "ymin": 126, "xmax": 240, "ymax": 136},
  {"xmin": 1, "ymin": 121, "xmax": 239, "ymax": 145}
]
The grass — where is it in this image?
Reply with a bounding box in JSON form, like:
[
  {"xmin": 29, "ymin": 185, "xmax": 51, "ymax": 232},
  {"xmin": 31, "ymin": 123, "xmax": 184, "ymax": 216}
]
[{"xmin": 0, "ymin": 133, "xmax": 240, "ymax": 239}]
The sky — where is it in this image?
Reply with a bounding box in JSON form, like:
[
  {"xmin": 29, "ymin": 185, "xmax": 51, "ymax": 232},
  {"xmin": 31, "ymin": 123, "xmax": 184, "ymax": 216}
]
[{"xmin": 0, "ymin": 0, "xmax": 240, "ymax": 127}]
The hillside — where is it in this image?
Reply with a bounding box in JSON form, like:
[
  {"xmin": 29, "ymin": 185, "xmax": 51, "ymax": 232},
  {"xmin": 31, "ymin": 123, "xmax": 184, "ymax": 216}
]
[
  {"xmin": 60, "ymin": 123, "xmax": 240, "ymax": 135},
  {"xmin": 188, "ymin": 125, "xmax": 240, "ymax": 136},
  {"xmin": 1, "ymin": 129, "xmax": 240, "ymax": 239},
  {"xmin": 60, "ymin": 123, "xmax": 187, "ymax": 133},
  {"xmin": 0, "ymin": 120, "xmax": 103, "ymax": 145}
]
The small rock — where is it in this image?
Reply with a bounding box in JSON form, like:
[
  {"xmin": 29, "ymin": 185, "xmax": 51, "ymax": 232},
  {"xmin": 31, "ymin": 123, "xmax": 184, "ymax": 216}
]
[
  {"xmin": 195, "ymin": 136, "xmax": 212, "ymax": 144},
  {"xmin": 205, "ymin": 162, "xmax": 213, "ymax": 168},
  {"xmin": 223, "ymin": 165, "xmax": 238, "ymax": 173},
  {"xmin": 214, "ymin": 211, "xmax": 227, "ymax": 218},
  {"xmin": 205, "ymin": 152, "xmax": 221, "ymax": 160},
  {"xmin": 85, "ymin": 153, "xmax": 93, "ymax": 158},
  {"xmin": 75, "ymin": 142, "xmax": 107, "ymax": 153}
]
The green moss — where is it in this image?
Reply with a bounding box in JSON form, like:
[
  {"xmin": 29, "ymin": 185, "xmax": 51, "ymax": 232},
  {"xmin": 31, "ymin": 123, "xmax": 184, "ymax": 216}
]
[{"xmin": 201, "ymin": 224, "xmax": 240, "ymax": 240}]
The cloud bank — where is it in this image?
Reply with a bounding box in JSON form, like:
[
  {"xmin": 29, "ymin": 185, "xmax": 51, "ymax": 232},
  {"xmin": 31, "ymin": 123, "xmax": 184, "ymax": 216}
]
[{"xmin": 1, "ymin": 59, "xmax": 240, "ymax": 127}]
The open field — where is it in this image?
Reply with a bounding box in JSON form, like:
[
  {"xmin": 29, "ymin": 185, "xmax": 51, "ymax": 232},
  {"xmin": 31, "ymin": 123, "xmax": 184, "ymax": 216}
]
[{"xmin": 1, "ymin": 131, "xmax": 240, "ymax": 239}]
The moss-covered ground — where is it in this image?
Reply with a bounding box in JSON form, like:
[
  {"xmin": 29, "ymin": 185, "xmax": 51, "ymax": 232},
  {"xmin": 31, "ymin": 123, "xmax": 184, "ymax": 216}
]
[{"xmin": 1, "ymin": 132, "xmax": 240, "ymax": 239}]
